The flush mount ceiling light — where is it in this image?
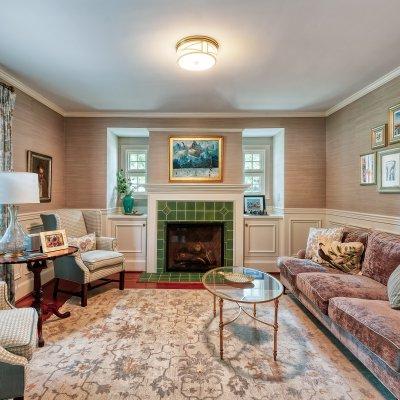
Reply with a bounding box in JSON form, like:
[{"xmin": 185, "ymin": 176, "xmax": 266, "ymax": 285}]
[{"xmin": 176, "ymin": 35, "xmax": 219, "ymax": 71}]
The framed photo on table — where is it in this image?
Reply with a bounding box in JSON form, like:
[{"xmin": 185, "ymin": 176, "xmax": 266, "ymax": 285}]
[
  {"xmin": 360, "ymin": 152, "xmax": 376, "ymax": 185},
  {"xmin": 169, "ymin": 136, "xmax": 223, "ymax": 182},
  {"xmin": 244, "ymin": 195, "xmax": 266, "ymax": 214},
  {"xmin": 378, "ymin": 147, "xmax": 400, "ymax": 193},
  {"xmin": 40, "ymin": 229, "xmax": 68, "ymax": 253}
]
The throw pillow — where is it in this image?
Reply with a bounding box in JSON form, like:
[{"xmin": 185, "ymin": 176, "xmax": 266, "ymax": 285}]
[
  {"xmin": 305, "ymin": 227, "xmax": 344, "ymax": 262},
  {"xmin": 68, "ymin": 233, "xmax": 96, "ymax": 253},
  {"xmin": 387, "ymin": 265, "xmax": 400, "ymax": 309},
  {"xmin": 318, "ymin": 240, "xmax": 364, "ymax": 274}
]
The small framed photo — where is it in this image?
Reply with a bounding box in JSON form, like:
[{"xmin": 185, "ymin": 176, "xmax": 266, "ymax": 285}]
[
  {"xmin": 27, "ymin": 151, "xmax": 52, "ymax": 203},
  {"xmin": 40, "ymin": 229, "xmax": 68, "ymax": 253},
  {"xmin": 388, "ymin": 103, "xmax": 400, "ymax": 144},
  {"xmin": 371, "ymin": 124, "xmax": 387, "ymax": 149},
  {"xmin": 378, "ymin": 148, "xmax": 400, "ymax": 193},
  {"xmin": 244, "ymin": 195, "xmax": 266, "ymax": 214},
  {"xmin": 360, "ymin": 152, "xmax": 376, "ymax": 185}
]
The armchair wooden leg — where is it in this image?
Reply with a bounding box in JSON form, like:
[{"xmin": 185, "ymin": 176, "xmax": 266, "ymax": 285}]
[
  {"xmin": 53, "ymin": 278, "xmax": 60, "ymax": 299},
  {"xmin": 119, "ymin": 271, "xmax": 125, "ymax": 290},
  {"xmin": 81, "ymin": 283, "xmax": 88, "ymax": 307}
]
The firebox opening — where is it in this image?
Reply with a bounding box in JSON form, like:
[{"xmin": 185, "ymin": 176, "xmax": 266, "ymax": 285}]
[{"xmin": 166, "ymin": 222, "xmax": 224, "ymax": 272}]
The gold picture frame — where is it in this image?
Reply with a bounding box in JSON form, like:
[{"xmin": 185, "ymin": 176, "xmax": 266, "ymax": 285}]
[
  {"xmin": 169, "ymin": 136, "xmax": 223, "ymax": 182},
  {"xmin": 388, "ymin": 103, "xmax": 400, "ymax": 144},
  {"xmin": 360, "ymin": 152, "xmax": 376, "ymax": 185},
  {"xmin": 39, "ymin": 229, "xmax": 68, "ymax": 253},
  {"xmin": 371, "ymin": 124, "xmax": 387, "ymax": 149}
]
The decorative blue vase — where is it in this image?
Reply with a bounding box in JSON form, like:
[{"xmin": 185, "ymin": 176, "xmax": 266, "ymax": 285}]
[{"xmin": 122, "ymin": 194, "xmax": 134, "ymax": 214}]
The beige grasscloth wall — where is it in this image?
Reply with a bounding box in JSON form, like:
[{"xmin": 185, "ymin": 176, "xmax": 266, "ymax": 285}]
[
  {"xmin": 12, "ymin": 90, "xmax": 66, "ymax": 213},
  {"xmin": 326, "ymin": 76, "xmax": 400, "ymax": 216},
  {"xmin": 64, "ymin": 117, "xmax": 326, "ymax": 209}
]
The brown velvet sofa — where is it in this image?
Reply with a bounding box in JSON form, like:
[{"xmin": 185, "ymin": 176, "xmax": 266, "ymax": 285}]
[{"xmin": 277, "ymin": 228, "xmax": 400, "ymax": 399}]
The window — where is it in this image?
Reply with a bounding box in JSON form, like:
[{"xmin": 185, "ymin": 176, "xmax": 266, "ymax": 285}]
[
  {"xmin": 243, "ymin": 148, "xmax": 266, "ymax": 195},
  {"xmin": 125, "ymin": 148, "xmax": 148, "ymax": 193}
]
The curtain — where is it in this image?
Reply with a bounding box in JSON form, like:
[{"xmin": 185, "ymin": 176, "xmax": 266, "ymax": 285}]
[{"xmin": 0, "ymin": 84, "xmax": 16, "ymax": 304}]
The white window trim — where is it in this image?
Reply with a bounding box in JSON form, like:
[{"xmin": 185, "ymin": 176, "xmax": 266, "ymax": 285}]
[
  {"xmin": 120, "ymin": 144, "xmax": 149, "ymax": 197},
  {"xmin": 243, "ymin": 144, "xmax": 272, "ymax": 199}
]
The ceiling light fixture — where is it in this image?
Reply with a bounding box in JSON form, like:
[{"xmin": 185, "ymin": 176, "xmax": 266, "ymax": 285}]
[{"xmin": 176, "ymin": 35, "xmax": 219, "ymax": 71}]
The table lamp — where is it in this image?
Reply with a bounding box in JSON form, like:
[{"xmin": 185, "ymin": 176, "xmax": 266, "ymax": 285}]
[{"xmin": 0, "ymin": 172, "xmax": 40, "ymax": 256}]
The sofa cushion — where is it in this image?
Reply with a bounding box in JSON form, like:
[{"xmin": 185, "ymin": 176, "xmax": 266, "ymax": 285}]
[
  {"xmin": 277, "ymin": 257, "xmax": 343, "ymax": 291},
  {"xmin": 305, "ymin": 227, "xmax": 344, "ymax": 263},
  {"xmin": 362, "ymin": 231, "xmax": 400, "ymax": 285},
  {"xmin": 81, "ymin": 250, "xmax": 124, "ymax": 271},
  {"xmin": 342, "ymin": 227, "xmax": 371, "ymax": 248},
  {"xmin": 0, "ymin": 307, "xmax": 37, "ymax": 360},
  {"xmin": 68, "ymin": 233, "xmax": 97, "ymax": 253},
  {"xmin": 329, "ymin": 298, "xmax": 400, "ymax": 372},
  {"xmin": 388, "ymin": 265, "xmax": 400, "ymax": 309},
  {"xmin": 296, "ymin": 273, "xmax": 388, "ymax": 314}
]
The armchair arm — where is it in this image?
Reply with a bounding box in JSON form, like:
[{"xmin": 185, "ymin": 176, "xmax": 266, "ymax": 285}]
[
  {"xmin": 0, "ymin": 346, "xmax": 27, "ymax": 367},
  {"xmin": 0, "ymin": 282, "xmax": 14, "ymax": 310},
  {"xmin": 96, "ymin": 237, "xmax": 118, "ymax": 252},
  {"xmin": 296, "ymin": 249, "xmax": 306, "ymax": 259}
]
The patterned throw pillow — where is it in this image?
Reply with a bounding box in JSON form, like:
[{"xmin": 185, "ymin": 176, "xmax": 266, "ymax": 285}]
[
  {"xmin": 68, "ymin": 233, "xmax": 96, "ymax": 253},
  {"xmin": 387, "ymin": 265, "xmax": 400, "ymax": 309},
  {"xmin": 318, "ymin": 241, "xmax": 364, "ymax": 274},
  {"xmin": 305, "ymin": 227, "xmax": 344, "ymax": 263}
]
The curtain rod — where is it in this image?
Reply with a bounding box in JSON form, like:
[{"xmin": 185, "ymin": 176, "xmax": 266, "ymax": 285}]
[{"xmin": 0, "ymin": 81, "xmax": 14, "ymax": 92}]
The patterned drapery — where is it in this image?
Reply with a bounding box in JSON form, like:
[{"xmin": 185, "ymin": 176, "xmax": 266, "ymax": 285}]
[{"xmin": 0, "ymin": 83, "xmax": 16, "ymax": 304}]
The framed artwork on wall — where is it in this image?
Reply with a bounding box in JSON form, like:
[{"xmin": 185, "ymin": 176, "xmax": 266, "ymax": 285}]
[
  {"xmin": 388, "ymin": 103, "xmax": 400, "ymax": 144},
  {"xmin": 27, "ymin": 151, "xmax": 52, "ymax": 202},
  {"xmin": 371, "ymin": 124, "xmax": 387, "ymax": 149},
  {"xmin": 360, "ymin": 152, "xmax": 376, "ymax": 185},
  {"xmin": 169, "ymin": 136, "xmax": 223, "ymax": 182},
  {"xmin": 378, "ymin": 148, "xmax": 400, "ymax": 193},
  {"xmin": 244, "ymin": 195, "xmax": 266, "ymax": 214}
]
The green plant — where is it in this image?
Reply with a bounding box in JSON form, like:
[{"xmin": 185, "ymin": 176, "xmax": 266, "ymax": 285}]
[{"xmin": 116, "ymin": 170, "xmax": 132, "ymax": 197}]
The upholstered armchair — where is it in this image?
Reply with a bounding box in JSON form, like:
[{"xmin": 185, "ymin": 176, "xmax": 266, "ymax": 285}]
[
  {"xmin": 0, "ymin": 281, "xmax": 37, "ymax": 400},
  {"xmin": 40, "ymin": 209, "xmax": 125, "ymax": 307}
]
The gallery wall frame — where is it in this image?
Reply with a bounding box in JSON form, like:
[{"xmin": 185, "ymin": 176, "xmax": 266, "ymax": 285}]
[
  {"xmin": 388, "ymin": 103, "xmax": 400, "ymax": 144},
  {"xmin": 371, "ymin": 124, "xmax": 387, "ymax": 149},
  {"xmin": 377, "ymin": 147, "xmax": 400, "ymax": 193},
  {"xmin": 360, "ymin": 152, "xmax": 376, "ymax": 185}
]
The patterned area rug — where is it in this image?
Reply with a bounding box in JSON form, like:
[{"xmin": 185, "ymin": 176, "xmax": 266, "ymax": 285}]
[{"xmin": 26, "ymin": 289, "xmax": 391, "ymax": 399}]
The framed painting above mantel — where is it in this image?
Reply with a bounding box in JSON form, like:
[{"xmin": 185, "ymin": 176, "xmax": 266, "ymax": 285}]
[{"xmin": 169, "ymin": 136, "xmax": 223, "ymax": 182}]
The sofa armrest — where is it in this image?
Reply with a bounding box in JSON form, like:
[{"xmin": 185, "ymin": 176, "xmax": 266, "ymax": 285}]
[
  {"xmin": 96, "ymin": 237, "xmax": 118, "ymax": 252},
  {"xmin": 0, "ymin": 346, "xmax": 27, "ymax": 367},
  {"xmin": 0, "ymin": 282, "xmax": 14, "ymax": 310},
  {"xmin": 296, "ymin": 249, "xmax": 306, "ymax": 259}
]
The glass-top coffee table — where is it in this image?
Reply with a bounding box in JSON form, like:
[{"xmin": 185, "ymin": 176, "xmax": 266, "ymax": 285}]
[{"xmin": 202, "ymin": 266, "xmax": 284, "ymax": 360}]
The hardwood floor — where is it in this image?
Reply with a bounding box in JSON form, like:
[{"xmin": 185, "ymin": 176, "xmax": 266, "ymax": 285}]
[{"xmin": 16, "ymin": 272, "xmax": 205, "ymax": 318}]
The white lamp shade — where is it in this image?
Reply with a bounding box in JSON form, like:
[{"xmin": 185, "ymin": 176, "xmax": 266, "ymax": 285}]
[{"xmin": 0, "ymin": 172, "xmax": 40, "ymax": 204}]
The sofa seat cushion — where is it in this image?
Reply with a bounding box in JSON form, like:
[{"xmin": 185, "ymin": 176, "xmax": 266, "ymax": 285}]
[
  {"xmin": 81, "ymin": 250, "xmax": 124, "ymax": 271},
  {"xmin": 329, "ymin": 298, "xmax": 400, "ymax": 372},
  {"xmin": 362, "ymin": 231, "xmax": 400, "ymax": 285},
  {"xmin": 277, "ymin": 257, "xmax": 343, "ymax": 291},
  {"xmin": 0, "ymin": 307, "xmax": 37, "ymax": 360},
  {"xmin": 296, "ymin": 273, "xmax": 388, "ymax": 314}
]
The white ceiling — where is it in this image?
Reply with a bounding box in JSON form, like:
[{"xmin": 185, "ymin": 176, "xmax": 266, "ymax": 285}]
[{"xmin": 1, "ymin": 0, "xmax": 400, "ymax": 114}]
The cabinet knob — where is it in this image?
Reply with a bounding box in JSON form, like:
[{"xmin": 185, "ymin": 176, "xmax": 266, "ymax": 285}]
[
  {"xmin": 143, "ymin": 223, "xmax": 146, "ymax": 227},
  {"xmin": 245, "ymin": 223, "xmax": 248, "ymax": 227}
]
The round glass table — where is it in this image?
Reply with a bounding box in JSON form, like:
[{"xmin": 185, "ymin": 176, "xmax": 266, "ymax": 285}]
[{"xmin": 202, "ymin": 266, "xmax": 284, "ymax": 360}]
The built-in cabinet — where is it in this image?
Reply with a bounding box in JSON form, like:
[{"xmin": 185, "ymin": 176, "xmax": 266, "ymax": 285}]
[
  {"xmin": 107, "ymin": 214, "xmax": 147, "ymax": 271},
  {"xmin": 243, "ymin": 215, "xmax": 283, "ymax": 272}
]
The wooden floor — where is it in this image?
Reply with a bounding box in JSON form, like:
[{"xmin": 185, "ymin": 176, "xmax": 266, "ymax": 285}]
[{"xmin": 16, "ymin": 272, "xmax": 205, "ymax": 316}]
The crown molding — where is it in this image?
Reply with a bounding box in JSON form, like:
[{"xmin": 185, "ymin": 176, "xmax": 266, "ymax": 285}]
[
  {"xmin": 63, "ymin": 111, "xmax": 325, "ymax": 118},
  {"xmin": 0, "ymin": 66, "xmax": 65, "ymax": 116},
  {"xmin": 3, "ymin": 63, "xmax": 400, "ymax": 119},
  {"xmin": 326, "ymin": 65, "xmax": 400, "ymax": 116}
]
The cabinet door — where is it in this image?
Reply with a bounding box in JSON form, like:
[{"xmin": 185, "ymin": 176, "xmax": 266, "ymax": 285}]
[
  {"xmin": 244, "ymin": 219, "xmax": 279, "ymax": 258},
  {"xmin": 110, "ymin": 219, "xmax": 147, "ymax": 271}
]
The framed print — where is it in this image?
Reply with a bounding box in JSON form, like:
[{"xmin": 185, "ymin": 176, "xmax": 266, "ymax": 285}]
[
  {"xmin": 388, "ymin": 103, "xmax": 400, "ymax": 144},
  {"xmin": 169, "ymin": 137, "xmax": 223, "ymax": 182},
  {"xmin": 40, "ymin": 229, "xmax": 68, "ymax": 253},
  {"xmin": 378, "ymin": 148, "xmax": 400, "ymax": 193},
  {"xmin": 371, "ymin": 124, "xmax": 387, "ymax": 149},
  {"xmin": 244, "ymin": 195, "xmax": 266, "ymax": 214},
  {"xmin": 27, "ymin": 151, "xmax": 52, "ymax": 202},
  {"xmin": 360, "ymin": 152, "xmax": 376, "ymax": 185}
]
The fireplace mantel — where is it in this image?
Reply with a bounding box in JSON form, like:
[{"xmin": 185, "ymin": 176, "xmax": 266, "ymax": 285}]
[{"xmin": 146, "ymin": 184, "xmax": 249, "ymax": 194}]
